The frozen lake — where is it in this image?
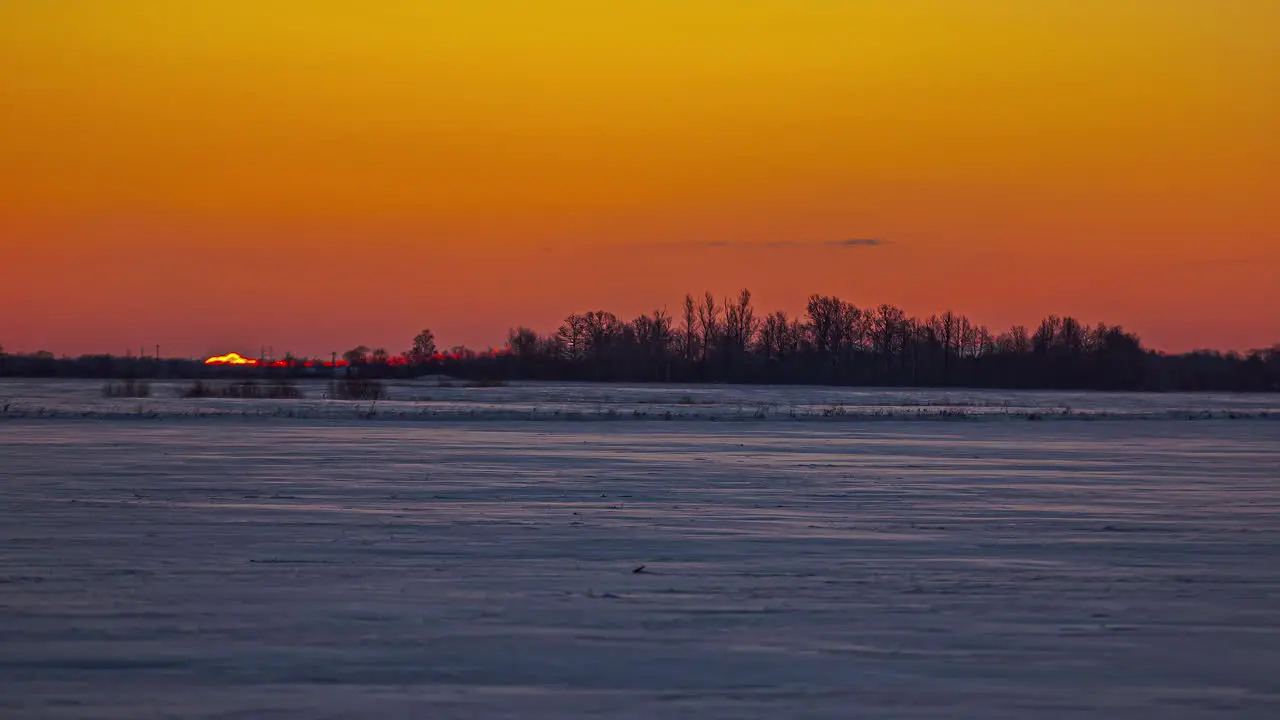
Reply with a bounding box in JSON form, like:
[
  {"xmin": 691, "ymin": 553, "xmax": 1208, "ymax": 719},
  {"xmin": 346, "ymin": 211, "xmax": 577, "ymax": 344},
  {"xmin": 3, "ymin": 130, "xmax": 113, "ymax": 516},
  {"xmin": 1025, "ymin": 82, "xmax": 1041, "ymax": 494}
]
[{"xmin": 2, "ymin": 380, "xmax": 1279, "ymax": 718}]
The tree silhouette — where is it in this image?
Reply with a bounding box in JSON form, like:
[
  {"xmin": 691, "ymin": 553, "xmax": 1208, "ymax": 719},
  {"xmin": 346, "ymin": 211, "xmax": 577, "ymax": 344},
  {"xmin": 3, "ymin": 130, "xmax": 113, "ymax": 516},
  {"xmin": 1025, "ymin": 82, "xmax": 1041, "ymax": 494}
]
[
  {"xmin": 1, "ymin": 289, "xmax": 1276, "ymax": 392},
  {"xmin": 680, "ymin": 294, "xmax": 698, "ymax": 365},
  {"xmin": 697, "ymin": 292, "xmax": 720, "ymax": 368},
  {"xmin": 407, "ymin": 329, "xmax": 437, "ymax": 365},
  {"xmin": 342, "ymin": 346, "xmax": 371, "ymax": 366}
]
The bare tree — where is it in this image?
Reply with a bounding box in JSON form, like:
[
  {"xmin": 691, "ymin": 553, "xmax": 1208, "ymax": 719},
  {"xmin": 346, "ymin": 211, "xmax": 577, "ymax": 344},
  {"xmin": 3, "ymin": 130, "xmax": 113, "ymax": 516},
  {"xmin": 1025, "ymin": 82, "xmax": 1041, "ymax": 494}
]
[
  {"xmin": 680, "ymin": 294, "xmax": 698, "ymax": 364},
  {"xmin": 557, "ymin": 314, "xmax": 587, "ymax": 361},
  {"xmin": 1033, "ymin": 316, "xmax": 1062, "ymax": 354},
  {"xmin": 1059, "ymin": 316, "xmax": 1085, "ymax": 355},
  {"xmin": 698, "ymin": 292, "xmax": 720, "ymax": 364},
  {"xmin": 407, "ymin": 329, "xmax": 437, "ymax": 365},
  {"xmin": 805, "ymin": 295, "xmax": 840, "ymax": 356},
  {"xmin": 837, "ymin": 300, "xmax": 863, "ymax": 358},
  {"xmin": 871, "ymin": 304, "xmax": 906, "ymax": 362},
  {"xmin": 722, "ymin": 288, "xmax": 757, "ymax": 361},
  {"xmin": 999, "ymin": 325, "xmax": 1031, "ymax": 355},
  {"xmin": 582, "ymin": 311, "xmax": 621, "ymax": 359},
  {"xmin": 630, "ymin": 310, "xmax": 673, "ymax": 380},
  {"xmin": 507, "ymin": 327, "xmax": 539, "ymax": 360},
  {"xmin": 342, "ymin": 346, "xmax": 371, "ymax": 366},
  {"xmin": 757, "ymin": 311, "xmax": 789, "ymax": 360}
]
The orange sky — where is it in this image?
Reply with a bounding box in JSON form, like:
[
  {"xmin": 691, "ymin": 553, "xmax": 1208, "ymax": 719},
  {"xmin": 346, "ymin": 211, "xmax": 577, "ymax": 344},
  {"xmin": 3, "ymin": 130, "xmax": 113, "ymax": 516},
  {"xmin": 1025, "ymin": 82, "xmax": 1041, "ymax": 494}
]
[{"xmin": 2, "ymin": 1, "xmax": 1277, "ymax": 357}]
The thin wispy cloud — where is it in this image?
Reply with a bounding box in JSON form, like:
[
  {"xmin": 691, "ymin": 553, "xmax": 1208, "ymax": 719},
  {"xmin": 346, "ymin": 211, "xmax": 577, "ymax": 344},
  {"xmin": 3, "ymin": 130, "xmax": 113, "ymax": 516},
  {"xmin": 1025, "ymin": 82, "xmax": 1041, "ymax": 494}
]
[
  {"xmin": 639, "ymin": 238, "xmax": 889, "ymax": 250},
  {"xmin": 822, "ymin": 238, "xmax": 884, "ymax": 248}
]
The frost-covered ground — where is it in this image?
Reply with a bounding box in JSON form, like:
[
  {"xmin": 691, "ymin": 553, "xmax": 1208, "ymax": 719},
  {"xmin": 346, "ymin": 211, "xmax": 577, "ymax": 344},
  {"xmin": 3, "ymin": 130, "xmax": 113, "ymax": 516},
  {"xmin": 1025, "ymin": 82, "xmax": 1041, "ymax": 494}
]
[
  {"xmin": 3, "ymin": 377, "xmax": 1279, "ymax": 422},
  {"xmin": 2, "ymin": 381, "xmax": 1279, "ymax": 718}
]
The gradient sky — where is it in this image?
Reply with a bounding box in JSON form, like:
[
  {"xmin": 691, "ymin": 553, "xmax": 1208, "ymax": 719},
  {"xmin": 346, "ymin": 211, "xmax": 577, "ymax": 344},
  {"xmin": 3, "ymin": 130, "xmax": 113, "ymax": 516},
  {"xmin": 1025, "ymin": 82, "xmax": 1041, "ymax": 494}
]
[{"xmin": 2, "ymin": 1, "xmax": 1277, "ymax": 358}]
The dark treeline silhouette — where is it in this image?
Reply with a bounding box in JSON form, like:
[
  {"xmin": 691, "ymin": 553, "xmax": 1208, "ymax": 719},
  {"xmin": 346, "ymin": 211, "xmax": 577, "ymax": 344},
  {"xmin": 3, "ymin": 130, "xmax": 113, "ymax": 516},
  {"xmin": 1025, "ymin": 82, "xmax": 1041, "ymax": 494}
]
[
  {"xmin": 1, "ymin": 292, "xmax": 1277, "ymax": 391},
  {"xmin": 455, "ymin": 291, "xmax": 1277, "ymax": 391}
]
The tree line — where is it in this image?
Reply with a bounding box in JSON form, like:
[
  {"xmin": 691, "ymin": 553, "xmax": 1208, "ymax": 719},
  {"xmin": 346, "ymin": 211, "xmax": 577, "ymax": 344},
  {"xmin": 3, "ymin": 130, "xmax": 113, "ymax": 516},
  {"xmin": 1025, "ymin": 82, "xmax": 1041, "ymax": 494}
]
[
  {"xmin": 343, "ymin": 290, "xmax": 1275, "ymax": 391},
  {"xmin": 475, "ymin": 292, "xmax": 1277, "ymax": 391},
  {"xmin": 2, "ymin": 292, "xmax": 1277, "ymax": 391}
]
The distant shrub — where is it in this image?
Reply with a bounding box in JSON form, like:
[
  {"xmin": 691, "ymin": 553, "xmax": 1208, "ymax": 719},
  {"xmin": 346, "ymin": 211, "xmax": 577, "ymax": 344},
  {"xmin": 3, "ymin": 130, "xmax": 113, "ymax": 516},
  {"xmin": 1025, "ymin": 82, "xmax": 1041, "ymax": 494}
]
[
  {"xmin": 222, "ymin": 381, "xmax": 263, "ymax": 399},
  {"xmin": 103, "ymin": 379, "xmax": 151, "ymax": 398},
  {"xmin": 179, "ymin": 380, "xmax": 304, "ymax": 400},
  {"xmin": 265, "ymin": 380, "xmax": 304, "ymax": 399},
  {"xmin": 329, "ymin": 378, "xmax": 387, "ymax": 401},
  {"xmin": 180, "ymin": 381, "xmax": 217, "ymax": 398}
]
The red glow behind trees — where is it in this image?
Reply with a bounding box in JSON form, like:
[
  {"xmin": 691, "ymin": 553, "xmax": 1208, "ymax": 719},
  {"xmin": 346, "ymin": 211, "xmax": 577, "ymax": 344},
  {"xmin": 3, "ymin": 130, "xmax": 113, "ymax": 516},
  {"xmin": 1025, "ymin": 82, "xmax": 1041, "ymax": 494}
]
[{"xmin": 205, "ymin": 335, "xmax": 513, "ymax": 372}]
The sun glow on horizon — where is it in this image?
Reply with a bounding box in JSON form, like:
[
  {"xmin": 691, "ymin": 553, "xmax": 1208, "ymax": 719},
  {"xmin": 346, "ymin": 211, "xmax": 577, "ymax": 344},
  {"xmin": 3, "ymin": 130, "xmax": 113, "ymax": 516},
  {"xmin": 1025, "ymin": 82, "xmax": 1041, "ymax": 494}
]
[{"xmin": 204, "ymin": 352, "xmax": 258, "ymax": 366}]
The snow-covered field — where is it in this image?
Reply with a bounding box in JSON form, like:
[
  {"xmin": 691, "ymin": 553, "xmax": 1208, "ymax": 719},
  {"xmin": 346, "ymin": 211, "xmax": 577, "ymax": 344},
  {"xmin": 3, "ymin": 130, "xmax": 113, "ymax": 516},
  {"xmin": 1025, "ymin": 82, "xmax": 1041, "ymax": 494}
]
[
  {"xmin": 2, "ymin": 380, "xmax": 1279, "ymax": 718},
  {"xmin": 4, "ymin": 377, "xmax": 1279, "ymax": 422}
]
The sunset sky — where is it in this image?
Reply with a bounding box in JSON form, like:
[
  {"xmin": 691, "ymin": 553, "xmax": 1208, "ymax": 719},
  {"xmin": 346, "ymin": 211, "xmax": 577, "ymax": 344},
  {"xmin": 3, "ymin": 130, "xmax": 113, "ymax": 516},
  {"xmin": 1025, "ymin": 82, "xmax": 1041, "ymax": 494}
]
[{"xmin": 2, "ymin": 1, "xmax": 1277, "ymax": 358}]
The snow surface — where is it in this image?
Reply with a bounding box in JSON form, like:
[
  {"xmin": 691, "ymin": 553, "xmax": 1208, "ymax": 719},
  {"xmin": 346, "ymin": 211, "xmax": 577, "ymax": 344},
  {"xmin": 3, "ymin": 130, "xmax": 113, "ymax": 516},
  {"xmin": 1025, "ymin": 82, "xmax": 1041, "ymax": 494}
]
[
  {"xmin": 2, "ymin": 377, "xmax": 1279, "ymax": 423},
  {"xmin": 2, "ymin": 380, "xmax": 1280, "ymax": 718}
]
